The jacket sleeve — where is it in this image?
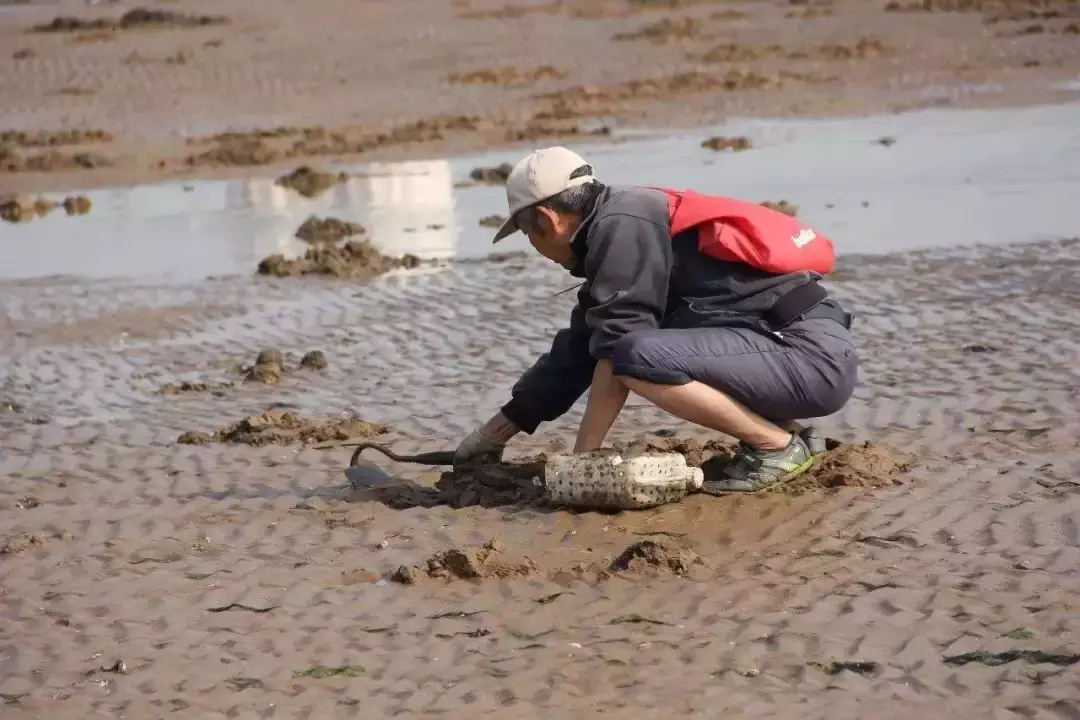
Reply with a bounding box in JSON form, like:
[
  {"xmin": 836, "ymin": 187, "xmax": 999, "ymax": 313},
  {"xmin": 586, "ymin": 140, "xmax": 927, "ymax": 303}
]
[
  {"xmin": 583, "ymin": 213, "xmax": 672, "ymax": 359},
  {"xmin": 500, "ymin": 288, "xmax": 597, "ymax": 434}
]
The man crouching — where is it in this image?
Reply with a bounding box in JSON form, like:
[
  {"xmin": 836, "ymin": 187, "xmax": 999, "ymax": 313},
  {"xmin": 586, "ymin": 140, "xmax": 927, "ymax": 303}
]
[{"xmin": 454, "ymin": 146, "xmax": 857, "ymax": 493}]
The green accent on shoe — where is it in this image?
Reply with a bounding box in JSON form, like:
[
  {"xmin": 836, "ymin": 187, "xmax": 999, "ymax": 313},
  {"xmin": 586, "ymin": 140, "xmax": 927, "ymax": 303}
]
[{"xmin": 702, "ymin": 434, "xmax": 815, "ymax": 494}]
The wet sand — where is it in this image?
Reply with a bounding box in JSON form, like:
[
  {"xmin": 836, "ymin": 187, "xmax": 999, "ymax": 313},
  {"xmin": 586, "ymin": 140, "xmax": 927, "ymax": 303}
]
[
  {"xmin": 3, "ymin": 0, "xmax": 1080, "ymax": 718},
  {"xmin": 1, "ymin": 227, "xmax": 1079, "ymax": 716},
  {"xmin": 2, "ymin": 0, "xmax": 1080, "ymax": 193}
]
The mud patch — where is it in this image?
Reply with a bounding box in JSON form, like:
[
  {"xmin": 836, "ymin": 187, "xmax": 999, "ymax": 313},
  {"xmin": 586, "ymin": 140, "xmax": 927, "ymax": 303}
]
[
  {"xmin": 702, "ymin": 136, "xmax": 752, "ymax": 152},
  {"xmin": 295, "ymin": 216, "xmax": 365, "ymax": 244},
  {"xmin": 1, "ymin": 195, "xmax": 55, "ymax": 223},
  {"xmin": 389, "ymin": 538, "xmax": 537, "ymax": 583},
  {"xmin": 0, "ymin": 146, "xmax": 112, "ymax": 174},
  {"xmin": 699, "ymin": 38, "xmax": 889, "ymax": 63},
  {"xmin": 449, "ymin": 65, "xmax": 565, "ymax": 87},
  {"xmin": 299, "ymin": 350, "xmax": 329, "ymax": 370},
  {"xmin": 0, "ymin": 130, "xmax": 113, "ymax": 148},
  {"xmin": 177, "ymin": 410, "xmax": 390, "ymax": 447},
  {"xmin": 771, "ymin": 441, "xmax": 915, "ymax": 495},
  {"xmin": 760, "ymin": 199, "xmax": 799, "ymax": 216},
  {"xmin": 0, "ymin": 194, "xmax": 93, "ymax": 223},
  {"xmin": 375, "ymin": 457, "xmax": 547, "ymax": 509},
  {"xmin": 609, "ymin": 539, "xmax": 707, "ymax": 577},
  {"xmin": 62, "ymin": 196, "xmax": 92, "ymax": 215},
  {"xmin": 155, "ymin": 380, "xmax": 233, "ymax": 396},
  {"xmin": 31, "ymin": 8, "xmax": 228, "ymax": 33},
  {"xmin": 1, "ymin": 531, "xmax": 71, "ymax": 555},
  {"xmin": 469, "ymin": 163, "xmax": 514, "ymax": 184},
  {"xmin": 534, "ymin": 70, "xmax": 819, "ymax": 120},
  {"xmin": 275, "ymin": 166, "xmax": 349, "ymax": 198},
  {"xmin": 613, "ymin": 17, "xmax": 706, "ymax": 44},
  {"xmin": 621, "ymin": 436, "xmax": 734, "ymax": 469},
  {"xmin": 257, "ymin": 240, "xmax": 422, "ymax": 280}
]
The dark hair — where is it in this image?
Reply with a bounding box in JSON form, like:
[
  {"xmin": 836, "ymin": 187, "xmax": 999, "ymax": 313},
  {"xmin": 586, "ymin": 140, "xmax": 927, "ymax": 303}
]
[{"xmin": 516, "ymin": 164, "xmax": 604, "ymax": 233}]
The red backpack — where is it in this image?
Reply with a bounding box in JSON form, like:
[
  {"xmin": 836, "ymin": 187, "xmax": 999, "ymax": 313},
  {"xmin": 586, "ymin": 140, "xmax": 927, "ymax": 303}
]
[{"xmin": 651, "ymin": 187, "xmax": 836, "ymax": 275}]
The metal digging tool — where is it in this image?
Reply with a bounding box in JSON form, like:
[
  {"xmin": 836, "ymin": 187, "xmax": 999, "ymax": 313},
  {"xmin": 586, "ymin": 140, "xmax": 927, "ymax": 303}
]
[
  {"xmin": 314, "ymin": 440, "xmax": 456, "ymax": 490},
  {"xmin": 345, "ymin": 442, "xmax": 456, "ymax": 469}
]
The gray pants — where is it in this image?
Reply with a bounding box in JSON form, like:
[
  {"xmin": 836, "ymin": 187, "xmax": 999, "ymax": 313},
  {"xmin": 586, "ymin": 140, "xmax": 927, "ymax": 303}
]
[{"xmin": 610, "ymin": 317, "xmax": 857, "ymax": 422}]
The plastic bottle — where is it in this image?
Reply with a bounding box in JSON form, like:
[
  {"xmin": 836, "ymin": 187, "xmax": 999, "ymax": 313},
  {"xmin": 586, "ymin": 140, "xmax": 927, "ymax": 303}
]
[{"xmin": 544, "ymin": 451, "xmax": 704, "ymax": 511}]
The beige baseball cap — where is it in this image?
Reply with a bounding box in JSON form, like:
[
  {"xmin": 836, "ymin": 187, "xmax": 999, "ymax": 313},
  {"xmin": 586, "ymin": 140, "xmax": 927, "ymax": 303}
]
[{"xmin": 491, "ymin": 146, "xmax": 594, "ymax": 243}]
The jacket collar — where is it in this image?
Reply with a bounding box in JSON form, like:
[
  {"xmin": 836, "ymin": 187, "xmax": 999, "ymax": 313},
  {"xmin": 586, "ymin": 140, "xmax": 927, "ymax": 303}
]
[{"xmin": 566, "ymin": 185, "xmax": 611, "ymax": 278}]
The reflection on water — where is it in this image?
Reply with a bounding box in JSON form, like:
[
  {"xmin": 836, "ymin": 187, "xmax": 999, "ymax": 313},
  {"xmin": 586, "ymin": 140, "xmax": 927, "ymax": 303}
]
[
  {"xmin": 0, "ymin": 158, "xmax": 529, "ymax": 281},
  {"xmin": 1, "ymin": 101, "xmax": 1078, "ymax": 282}
]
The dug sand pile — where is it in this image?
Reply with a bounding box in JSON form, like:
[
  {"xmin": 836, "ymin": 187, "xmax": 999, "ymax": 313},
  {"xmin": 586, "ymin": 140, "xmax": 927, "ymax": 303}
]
[
  {"xmin": 778, "ymin": 441, "xmax": 914, "ymax": 494},
  {"xmin": 177, "ymin": 411, "xmax": 389, "ymax": 447},
  {"xmin": 389, "ymin": 538, "xmax": 537, "ymax": 583},
  {"xmin": 609, "ymin": 539, "xmax": 707, "ymax": 577},
  {"xmin": 376, "ymin": 457, "xmax": 547, "ymax": 509},
  {"xmin": 257, "ymin": 240, "xmax": 421, "ymax": 280}
]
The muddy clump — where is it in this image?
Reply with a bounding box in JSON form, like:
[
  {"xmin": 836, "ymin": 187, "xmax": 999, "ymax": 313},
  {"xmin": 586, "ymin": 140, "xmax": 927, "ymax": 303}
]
[
  {"xmin": 238, "ymin": 347, "xmax": 328, "ymax": 381},
  {"xmin": 534, "ymin": 70, "xmax": 816, "ymax": 121},
  {"xmin": 299, "ymin": 350, "xmax": 329, "ymax": 370},
  {"xmin": 32, "ymin": 8, "xmax": 227, "ymax": 33},
  {"xmin": 760, "ymin": 200, "xmax": 799, "ymax": 217},
  {"xmin": 155, "ymin": 380, "xmax": 233, "ymax": 396},
  {"xmin": 478, "ymin": 214, "xmax": 506, "ymax": 228},
  {"xmin": 613, "ymin": 16, "xmax": 706, "ymax": 43},
  {"xmin": 177, "ymin": 410, "xmax": 390, "ymax": 447},
  {"xmin": 1, "ymin": 533, "xmax": 47, "ymax": 555},
  {"xmin": 448, "ymin": 65, "xmax": 565, "ymax": 87},
  {"xmin": 469, "ymin": 163, "xmax": 514, "ymax": 184},
  {"xmin": 62, "ymin": 196, "xmax": 92, "ymax": 215},
  {"xmin": 275, "ymin": 166, "xmax": 349, "ymax": 198},
  {"xmin": 609, "ymin": 539, "xmax": 707, "ymax": 577},
  {"xmin": 622, "ymin": 436, "xmax": 734, "ymax": 468},
  {"xmin": 0, "ymin": 129, "xmax": 113, "ymax": 148},
  {"xmin": 0, "ymin": 146, "xmax": 112, "ymax": 173},
  {"xmin": 377, "ymin": 456, "xmax": 547, "ymax": 510},
  {"xmin": 258, "ymin": 240, "xmax": 421, "ymax": 280},
  {"xmin": 389, "ymin": 538, "xmax": 538, "ymax": 584},
  {"xmin": 702, "ymin": 136, "xmax": 752, "ymax": 152},
  {"xmin": 185, "ymin": 135, "xmax": 281, "ymax": 168},
  {"xmin": 242, "ymin": 348, "xmax": 285, "ymax": 383},
  {"xmin": 819, "ymin": 38, "xmax": 889, "ymax": 60},
  {"xmin": 295, "ymin": 216, "xmax": 365, "ymax": 244},
  {"xmin": 0, "ymin": 195, "xmax": 54, "ymax": 223},
  {"xmin": 780, "ymin": 441, "xmax": 914, "ymax": 494}
]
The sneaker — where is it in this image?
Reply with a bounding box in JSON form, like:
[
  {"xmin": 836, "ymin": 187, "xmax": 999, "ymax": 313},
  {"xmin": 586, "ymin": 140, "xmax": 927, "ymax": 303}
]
[
  {"xmin": 702, "ymin": 433, "xmax": 815, "ymax": 494},
  {"xmin": 799, "ymin": 426, "xmax": 828, "ymax": 456}
]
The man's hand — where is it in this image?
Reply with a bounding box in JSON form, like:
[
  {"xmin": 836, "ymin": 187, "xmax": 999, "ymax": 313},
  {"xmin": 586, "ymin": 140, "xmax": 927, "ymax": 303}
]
[
  {"xmin": 574, "ymin": 360, "xmax": 629, "ymax": 452},
  {"xmin": 454, "ymin": 412, "xmax": 520, "ymax": 469},
  {"xmin": 453, "ymin": 429, "xmax": 505, "ymax": 469}
]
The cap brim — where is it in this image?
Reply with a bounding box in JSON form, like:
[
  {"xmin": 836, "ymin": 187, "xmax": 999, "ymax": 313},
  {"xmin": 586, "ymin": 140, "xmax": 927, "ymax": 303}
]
[{"xmin": 491, "ymin": 215, "xmax": 518, "ymax": 244}]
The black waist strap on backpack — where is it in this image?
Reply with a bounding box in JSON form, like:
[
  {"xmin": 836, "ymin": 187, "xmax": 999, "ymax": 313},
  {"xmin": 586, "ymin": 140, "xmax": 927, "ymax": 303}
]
[{"xmin": 763, "ymin": 280, "xmax": 853, "ymax": 330}]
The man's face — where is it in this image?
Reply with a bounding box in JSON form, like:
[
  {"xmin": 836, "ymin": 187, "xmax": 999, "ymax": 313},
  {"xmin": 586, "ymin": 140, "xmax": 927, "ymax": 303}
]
[{"xmin": 519, "ymin": 205, "xmax": 577, "ymax": 270}]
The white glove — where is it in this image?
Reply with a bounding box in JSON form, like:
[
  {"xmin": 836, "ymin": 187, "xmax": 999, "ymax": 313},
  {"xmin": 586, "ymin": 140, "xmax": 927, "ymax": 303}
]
[{"xmin": 453, "ymin": 429, "xmax": 505, "ymax": 469}]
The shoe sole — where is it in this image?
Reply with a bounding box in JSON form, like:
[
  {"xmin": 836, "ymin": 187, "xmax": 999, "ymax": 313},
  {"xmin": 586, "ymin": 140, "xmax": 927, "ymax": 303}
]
[{"xmin": 701, "ymin": 455, "xmax": 816, "ymax": 496}]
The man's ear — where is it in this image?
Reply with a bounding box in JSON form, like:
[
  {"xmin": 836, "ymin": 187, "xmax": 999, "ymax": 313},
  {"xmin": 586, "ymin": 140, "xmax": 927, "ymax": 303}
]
[{"xmin": 534, "ymin": 205, "xmax": 560, "ymax": 234}]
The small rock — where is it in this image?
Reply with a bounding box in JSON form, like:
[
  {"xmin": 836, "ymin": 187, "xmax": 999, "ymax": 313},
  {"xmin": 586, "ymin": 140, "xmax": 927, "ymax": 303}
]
[
  {"xmin": 469, "ymin": 163, "xmax": 514, "ymax": 184},
  {"xmin": 701, "ymin": 136, "xmax": 752, "ymax": 152},
  {"xmin": 255, "ymin": 348, "xmax": 284, "ymax": 366},
  {"xmin": 299, "ymin": 350, "xmax": 328, "ymax": 371},
  {"xmin": 62, "ymin": 195, "xmax": 92, "ymax": 215},
  {"xmin": 245, "ymin": 362, "xmax": 283, "ymax": 384},
  {"xmin": 760, "ymin": 199, "xmax": 799, "ymax": 217},
  {"xmin": 479, "ymin": 214, "xmax": 506, "ymax": 228},
  {"xmin": 177, "ymin": 430, "xmax": 213, "ymax": 445}
]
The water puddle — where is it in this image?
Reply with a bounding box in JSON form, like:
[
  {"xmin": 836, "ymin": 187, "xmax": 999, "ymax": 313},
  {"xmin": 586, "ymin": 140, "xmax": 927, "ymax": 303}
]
[{"xmin": 2, "ymin": 102, "xmax": 1078, "ymax": 282}]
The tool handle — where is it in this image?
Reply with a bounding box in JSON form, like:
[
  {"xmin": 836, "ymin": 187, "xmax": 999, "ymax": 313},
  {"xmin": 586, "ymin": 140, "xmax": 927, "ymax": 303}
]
[{"xmin": 347, "ymin": 442, "xmax": 456, "ymax": 467}]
